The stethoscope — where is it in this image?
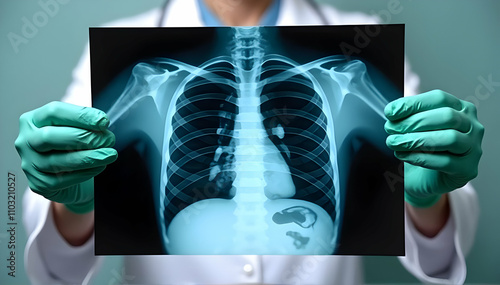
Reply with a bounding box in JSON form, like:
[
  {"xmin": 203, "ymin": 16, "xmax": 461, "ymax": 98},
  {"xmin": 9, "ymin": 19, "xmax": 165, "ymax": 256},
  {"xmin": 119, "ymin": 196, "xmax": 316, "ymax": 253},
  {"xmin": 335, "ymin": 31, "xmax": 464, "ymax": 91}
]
[{"xmin": 157, "ymin": 0, "xmax": 329, "ymax": 27}]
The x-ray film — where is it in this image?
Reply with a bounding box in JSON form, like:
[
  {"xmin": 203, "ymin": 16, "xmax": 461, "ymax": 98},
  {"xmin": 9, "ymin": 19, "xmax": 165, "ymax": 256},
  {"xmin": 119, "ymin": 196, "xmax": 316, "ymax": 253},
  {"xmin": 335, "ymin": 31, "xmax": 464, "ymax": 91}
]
[{"xmin": 91, "ymin": 25, "xmax": 405, "ymax": 255}]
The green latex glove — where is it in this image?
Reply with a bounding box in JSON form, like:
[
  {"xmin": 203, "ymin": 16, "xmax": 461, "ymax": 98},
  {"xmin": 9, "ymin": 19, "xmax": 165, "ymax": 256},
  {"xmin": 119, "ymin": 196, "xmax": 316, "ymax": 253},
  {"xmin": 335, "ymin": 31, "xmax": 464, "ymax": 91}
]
[
  {"xmin": 15, "ymin": 101, "xmax": 118, "ymax": 214},
  {"xmin": 384, "ymin": 90, "xmax": 484, "ymax": 208}
]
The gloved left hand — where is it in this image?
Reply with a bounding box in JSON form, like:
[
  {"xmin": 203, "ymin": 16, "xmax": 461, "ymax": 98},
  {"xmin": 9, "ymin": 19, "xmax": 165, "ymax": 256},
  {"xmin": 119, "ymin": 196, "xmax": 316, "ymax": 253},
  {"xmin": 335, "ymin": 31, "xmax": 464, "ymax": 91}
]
[{"xmin": 384, "ymin": 90, "xmax": 484, "ymax": 208}]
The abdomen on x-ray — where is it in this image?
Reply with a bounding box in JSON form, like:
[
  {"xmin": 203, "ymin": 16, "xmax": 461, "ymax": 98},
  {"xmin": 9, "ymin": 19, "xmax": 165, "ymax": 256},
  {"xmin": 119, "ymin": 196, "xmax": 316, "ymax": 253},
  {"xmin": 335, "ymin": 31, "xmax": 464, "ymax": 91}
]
[{"xmin": 92, "ymin": 25, "xmax": 405, "ymax": 255}]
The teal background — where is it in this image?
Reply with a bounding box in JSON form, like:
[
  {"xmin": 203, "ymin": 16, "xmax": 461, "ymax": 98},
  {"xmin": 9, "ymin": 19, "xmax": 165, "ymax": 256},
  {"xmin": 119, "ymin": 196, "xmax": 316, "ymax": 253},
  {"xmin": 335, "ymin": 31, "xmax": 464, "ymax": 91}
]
[{"xmin": 0, "ymin": 0, "xmax": 498, "ymax": 284}]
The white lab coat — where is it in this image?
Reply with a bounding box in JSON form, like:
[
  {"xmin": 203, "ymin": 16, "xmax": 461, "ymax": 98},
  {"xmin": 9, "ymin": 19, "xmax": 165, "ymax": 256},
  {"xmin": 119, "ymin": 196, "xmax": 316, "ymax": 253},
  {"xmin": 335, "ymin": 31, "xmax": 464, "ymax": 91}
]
[{"xmin": 22, "ymin": 0, "xmax": 479, "ymax": 284}]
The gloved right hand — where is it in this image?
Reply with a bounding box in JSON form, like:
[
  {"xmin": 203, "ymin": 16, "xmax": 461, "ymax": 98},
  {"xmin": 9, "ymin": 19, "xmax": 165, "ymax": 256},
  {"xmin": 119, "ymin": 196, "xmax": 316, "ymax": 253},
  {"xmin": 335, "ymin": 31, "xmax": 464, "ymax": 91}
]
[{"xmin": 15, "ymin": 101, "xmax": 118, "ymax": 214}]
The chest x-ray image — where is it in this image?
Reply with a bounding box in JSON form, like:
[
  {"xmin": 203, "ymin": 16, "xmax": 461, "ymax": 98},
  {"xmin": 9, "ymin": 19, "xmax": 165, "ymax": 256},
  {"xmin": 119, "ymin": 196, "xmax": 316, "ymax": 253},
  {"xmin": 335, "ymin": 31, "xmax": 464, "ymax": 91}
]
[{"xmin": 91, "ymin": 25, "xmax": 404, "ymax": 255}]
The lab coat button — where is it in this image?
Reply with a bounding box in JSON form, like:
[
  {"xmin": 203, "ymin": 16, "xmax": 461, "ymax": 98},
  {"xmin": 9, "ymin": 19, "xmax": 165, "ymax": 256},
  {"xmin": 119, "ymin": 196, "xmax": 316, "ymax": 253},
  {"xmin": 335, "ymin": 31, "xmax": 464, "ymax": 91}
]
[{"xmin": 243, "ymin": 264, "xmax": 254, "ymax": 276}]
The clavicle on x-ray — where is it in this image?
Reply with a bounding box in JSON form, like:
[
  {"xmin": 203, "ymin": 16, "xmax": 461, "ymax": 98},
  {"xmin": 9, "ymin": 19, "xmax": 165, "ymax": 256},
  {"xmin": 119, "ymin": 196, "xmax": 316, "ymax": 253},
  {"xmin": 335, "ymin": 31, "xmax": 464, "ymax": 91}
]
[{"xmin": 92, "ymin": 26, "xmax": 404, "ymax": 255}]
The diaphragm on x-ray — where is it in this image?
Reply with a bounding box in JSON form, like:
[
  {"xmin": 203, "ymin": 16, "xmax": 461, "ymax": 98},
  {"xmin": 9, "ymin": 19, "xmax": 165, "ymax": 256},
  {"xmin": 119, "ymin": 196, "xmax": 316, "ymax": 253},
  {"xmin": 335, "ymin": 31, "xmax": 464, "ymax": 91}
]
[{"xmin": 91, "ymin": 25, "xmax": 405, "ymax": 255}]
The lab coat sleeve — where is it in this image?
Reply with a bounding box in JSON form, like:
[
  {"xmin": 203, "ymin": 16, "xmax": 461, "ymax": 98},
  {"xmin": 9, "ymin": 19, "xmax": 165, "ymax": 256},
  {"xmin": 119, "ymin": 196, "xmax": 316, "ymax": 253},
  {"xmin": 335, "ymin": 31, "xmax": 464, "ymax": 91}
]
[
  {"xmin": 399, "ymin": 183, "xmax": 479, "ymax": 284},
  {"xmin": 23, "ymin": 190, "xmax": 101, "ymax": 285}
]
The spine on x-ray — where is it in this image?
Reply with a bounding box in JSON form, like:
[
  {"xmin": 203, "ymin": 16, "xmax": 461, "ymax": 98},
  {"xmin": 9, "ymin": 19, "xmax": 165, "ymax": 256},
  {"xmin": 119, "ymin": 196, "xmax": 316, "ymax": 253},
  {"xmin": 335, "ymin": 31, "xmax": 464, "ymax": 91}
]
[{"xmin": 230, "ymin": 27, "xmax": 271, "ymax": 253}]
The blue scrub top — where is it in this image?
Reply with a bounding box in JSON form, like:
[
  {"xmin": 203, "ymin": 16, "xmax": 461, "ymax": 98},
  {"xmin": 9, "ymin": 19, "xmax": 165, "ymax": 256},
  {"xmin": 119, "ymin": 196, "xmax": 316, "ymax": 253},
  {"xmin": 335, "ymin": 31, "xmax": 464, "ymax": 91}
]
[{"xmin": 197, "ymin": 0, "xmax": 281, "ymax": 26}]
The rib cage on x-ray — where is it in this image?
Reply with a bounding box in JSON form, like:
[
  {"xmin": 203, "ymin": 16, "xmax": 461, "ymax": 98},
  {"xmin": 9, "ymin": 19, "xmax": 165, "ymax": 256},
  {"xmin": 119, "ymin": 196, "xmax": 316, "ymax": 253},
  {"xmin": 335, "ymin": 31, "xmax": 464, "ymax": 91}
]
[
  {"xmin": 104, "ymin": 26, "xmax": 391, "ymax": 254},
  {"xmin": 164, "ymin": 27, "xmax": 337, "ymax": 227}
]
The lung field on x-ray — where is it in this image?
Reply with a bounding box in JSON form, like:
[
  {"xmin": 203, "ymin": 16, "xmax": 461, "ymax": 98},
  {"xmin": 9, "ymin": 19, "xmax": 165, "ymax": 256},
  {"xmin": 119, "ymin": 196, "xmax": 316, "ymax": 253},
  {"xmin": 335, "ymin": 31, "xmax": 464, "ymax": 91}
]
[{"xmin": 102, "ymin": 27, "xmax": 394, "ymax": 255}]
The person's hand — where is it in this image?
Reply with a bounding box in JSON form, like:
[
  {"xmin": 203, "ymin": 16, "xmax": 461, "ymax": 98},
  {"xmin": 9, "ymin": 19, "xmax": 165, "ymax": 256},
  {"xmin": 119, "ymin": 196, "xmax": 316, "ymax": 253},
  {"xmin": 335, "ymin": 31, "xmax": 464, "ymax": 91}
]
[
  {"xmin": 384, "ymin": 90, "xmax": 484, "ymax": 208},
  {"xmin": 15, "ymin": 101, "xmax": 118, "ymax": 214}
]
